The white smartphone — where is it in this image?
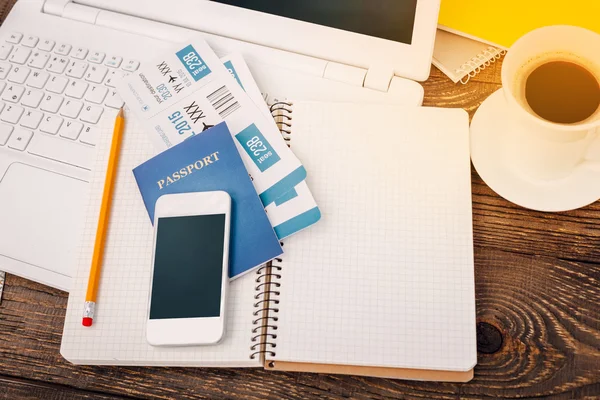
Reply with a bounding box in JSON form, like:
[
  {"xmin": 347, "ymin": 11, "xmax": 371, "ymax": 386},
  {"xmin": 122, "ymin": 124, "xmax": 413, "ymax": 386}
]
[{"xmin": 147, "ymin": 191, "xmax": 231, "ymax": 346}]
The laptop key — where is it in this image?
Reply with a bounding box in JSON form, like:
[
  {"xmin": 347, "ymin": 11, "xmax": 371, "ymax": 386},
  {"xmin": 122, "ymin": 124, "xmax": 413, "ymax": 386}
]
[
  {"xmin": 22, "ymin": 89, "xmax": 44, "ymax": 108},
  {"xmin": 0, "ymin": 61, "xmax": 11, "ymax": 79},
  {"xmin": 85, "ymin": 85, "xmax": 108, "ymax": 104},
  {"xmin": 40, "ymin": 94, "xmax": 63, "ymax": 113},
  {"xmin": 60, "ymin": 99, "xmax": 83, "ymax": 119},
  {"xmin": 21, "ymin": 35, "xmax": 39, "ymax": 48},
  {"xmin": 105, "ymin": 55, "xmax": 122, "ymax": 68},
  {"xmin": 79, "ymin": 125, "xmax": 98, "ymax": 146},
  {"xmin": 7, "ymin": 66, "xmax": 30, "ymax": 84},
  {"xmin": 0, "ymin": 44, "xmax": 13, "ymax": 60},
  {"xmin": 27, "ymin": 51, "xmax": 50, "ymax": 69},
  {"xmin": 6, "ymin": 32, "xmax": 23, "ymax": 44},
  {"xmin": 38, "ymin": 39, "xmax": 55, "ymax": 52},
  {"xmin": 85, "ymin": 65, "xmax": 107, "ymax": 84},
  {"xmin": 46, "ymin": 75, "xmax": 69, "ymax": 94},
  {"xmin": 26, "ymin": 71, "xmax": 49, "ymax": 89},
  {"xmin": 80, "ymin": 104, "xmax": 103, "ymax": 124},
  {"xmin": 28, "ymin": 131, "xmax": 93, "ymax": 170},
  {"xmin": 65, "ymin": 80, "xmax": 88, "ymax": 99},
  {"xmin": 88, "ymin": 52, "xmax": 105, "ymax": 64},
  {"xmin": 2, "ymin": 85, "xmax": 25, "ymax": 103},
  {"xmin": 9, "ymin": 47, "xmax": 31, "ymax": 65},
  {"xmin": 20, "ymin": 109, "xmax": 43, "ymax": 129},
  {"xmin": 66, "ymin": 60, "xmax": 88, "ymax": 79},
  {"xmin": 7, "ymin": 128, "xmax": 33, "ymax": 151},
  {"xmin": 72, "ymin": 47, "xmax": 88, "ymax": 60},
  {"xmin": 105, "ymin": 90, "xmax": 124, "ymax": 109},
  {"xmin": 59, "ymin": 120, "xmax": 83, "ymax": 140},
  {"xmin": 122, "ymin": 59, "xmax": 139, "ymax": 72},
  {"xmin": 0, "ymin": 104, "xmax": 23, "ymax": 123},
  {"xmin": 47, "ymin": 56, "xmax": 68, "ymax": 74},
  {"xmin": 55, "ymin": 43, "xmax": 71, "ymax": 56},
  {"xmin": 0, "ymin": 123, "xmax": 13, "ymax": 145},
  {"xmin": 40, "ymin": 115, "xmax": 63, "ymax": 135},
  {"xmin": 104, "ymin": 69, "xmax": 124, "ymax": 87}
]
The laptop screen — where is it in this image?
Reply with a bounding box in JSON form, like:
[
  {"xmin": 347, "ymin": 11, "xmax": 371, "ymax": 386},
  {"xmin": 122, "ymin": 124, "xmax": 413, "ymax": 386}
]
[{"xmin": 208, "ymin": 0, "xmax": 418, "ymax": 44}]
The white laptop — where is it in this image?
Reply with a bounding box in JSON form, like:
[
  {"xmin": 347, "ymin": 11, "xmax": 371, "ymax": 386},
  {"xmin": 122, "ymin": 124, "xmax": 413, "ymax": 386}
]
[{"xmin": 0, "ymin": 0, "xmax": 440, "ymax": 291}]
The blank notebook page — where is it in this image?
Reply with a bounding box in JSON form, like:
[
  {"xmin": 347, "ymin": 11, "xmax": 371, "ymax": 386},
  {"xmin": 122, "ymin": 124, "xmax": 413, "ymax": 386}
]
[
  {"xmin": 268, "ymin": 102, "xmax": 476, "ymax": 371},
  {"xmin": 60, "ymin": 115, "xmax": 260, "ymax": 367}
]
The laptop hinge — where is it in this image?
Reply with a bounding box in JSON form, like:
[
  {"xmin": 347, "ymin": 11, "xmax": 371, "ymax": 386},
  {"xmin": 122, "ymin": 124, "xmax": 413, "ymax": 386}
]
[
  {"xmin": 44, "ymin": 0, "xmax": 100, "ymax": 24},
  {"xmin": 364, "ymin": 65, "xmax": 395, "ymax": 92},
  {"xmin": 323, "ymin": 62, "xmax": 366, "ymax": 88},
  {"xmin": 43, "ymin": 0, "xmax": 71, "ymax": 16},
  {"xmin": 323, "ymin": 62, "xmax": 396, "ymax": 92}
]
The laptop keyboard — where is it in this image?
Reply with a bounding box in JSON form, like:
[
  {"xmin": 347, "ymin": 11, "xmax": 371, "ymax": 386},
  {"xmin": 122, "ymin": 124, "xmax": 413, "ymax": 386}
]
[{"xmin": 0, "ymin": 32, "xmax": 139, "ymax": 171}]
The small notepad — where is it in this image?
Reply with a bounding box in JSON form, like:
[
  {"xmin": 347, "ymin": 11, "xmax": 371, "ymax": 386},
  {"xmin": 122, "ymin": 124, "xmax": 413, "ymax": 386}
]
[
  {"xmin": 433, "ymin": 29, "xmax": 505, "ymax": 84},
  {"xmin": 264, "ymin": 101, "xmax": 476, "ymax": 374}
]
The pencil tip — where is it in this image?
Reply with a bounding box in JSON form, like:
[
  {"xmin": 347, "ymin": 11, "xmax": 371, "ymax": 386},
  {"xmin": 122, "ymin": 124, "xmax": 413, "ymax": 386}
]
[{"xmin": 118, "ymin": 107, "xmax": 124, "ymax": 118}]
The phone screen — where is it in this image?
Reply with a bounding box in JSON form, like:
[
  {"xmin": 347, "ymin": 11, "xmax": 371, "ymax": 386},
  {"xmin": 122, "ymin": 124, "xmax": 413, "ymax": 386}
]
[{"xmin": 150, "ymin": 214, "xmax": 226, "ymax": 320}]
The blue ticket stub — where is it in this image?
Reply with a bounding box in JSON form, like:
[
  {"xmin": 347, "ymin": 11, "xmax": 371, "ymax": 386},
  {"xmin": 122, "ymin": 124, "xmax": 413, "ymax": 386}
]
[
  {"xmin": 235, "ymin": 123, "xmax": 281, "ymax": 172},
  {"xmin": 224, "ymin": 60, "xmax": 244, "ymax": 90},
  {"xmin": 176, "ymin": 45, "xmax": 212, "ymax": 81},
  {"xmin": 116, "ymin": 36, "xmax": 305, "ymax": 202},
  {"xmin": 221, "ymin": 53, "xmax": 321, "ymax": 239}
]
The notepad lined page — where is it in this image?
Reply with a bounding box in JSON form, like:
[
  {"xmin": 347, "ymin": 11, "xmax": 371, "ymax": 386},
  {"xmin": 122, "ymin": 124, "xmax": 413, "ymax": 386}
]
[
  {"xmin": 60, "ymin": 115, "xmax": 260, "ymax": 367},
  {"xmin": 267, "ymin": 103, "xmax": 476, "ymax": 371}
]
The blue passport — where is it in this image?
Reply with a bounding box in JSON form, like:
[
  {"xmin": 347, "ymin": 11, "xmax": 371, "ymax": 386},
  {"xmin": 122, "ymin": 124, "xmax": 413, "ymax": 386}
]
[{"xmin": 133, "ymin": 122, "xmax": 283, "ymax": 278}]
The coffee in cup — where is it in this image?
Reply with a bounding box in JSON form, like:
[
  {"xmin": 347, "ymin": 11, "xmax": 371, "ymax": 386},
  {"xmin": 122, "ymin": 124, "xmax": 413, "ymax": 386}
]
[{"xmin": 512, "ymin": 53, "xmax": 600, "ymax": 125}]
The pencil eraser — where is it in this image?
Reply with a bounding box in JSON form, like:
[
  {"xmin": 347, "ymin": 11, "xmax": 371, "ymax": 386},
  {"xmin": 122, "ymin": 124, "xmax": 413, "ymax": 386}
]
[{"xmin": 82, "ymin": 317, "xmax": 93, "ymax": 327}]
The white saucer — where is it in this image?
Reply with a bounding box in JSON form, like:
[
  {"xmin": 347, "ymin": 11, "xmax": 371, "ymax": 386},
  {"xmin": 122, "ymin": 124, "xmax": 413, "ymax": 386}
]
[{"xmin": 470, "ymin": 89, "xmax": 600, "ymax": 212}]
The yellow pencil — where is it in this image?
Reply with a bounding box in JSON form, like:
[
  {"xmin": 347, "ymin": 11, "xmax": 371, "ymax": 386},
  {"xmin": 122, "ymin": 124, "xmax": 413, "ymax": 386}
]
[{"xmin": 82, "ymin": 107, "xmax": 125, "ymax": 327}]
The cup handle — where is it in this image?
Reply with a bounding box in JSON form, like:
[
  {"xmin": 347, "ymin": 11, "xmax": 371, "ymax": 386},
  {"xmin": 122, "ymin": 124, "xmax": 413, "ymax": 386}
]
[{"xmin": 580, "ymin": 127, "xmax": 600, "ymax": 170}]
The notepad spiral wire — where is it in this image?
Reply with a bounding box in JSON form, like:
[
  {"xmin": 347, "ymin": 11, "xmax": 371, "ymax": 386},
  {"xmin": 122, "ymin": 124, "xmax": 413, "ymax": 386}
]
[
  {"xmin": 269, "ymin": 101, "xmax": 293, "ymax": 144},
  {"xmin": 248, "ymin": 102, "xmax": 297, "ymax": 361},
  {"xmin": 250, "ymin": 256, "xmax": 283, "ymax": 360},
  {"xmin": 248, "ymin": 102, "xmax": 293, "ymax": 361},
  {"xmin": 456, "ymin": 47, "xmax": 506, "ymax": 84}
]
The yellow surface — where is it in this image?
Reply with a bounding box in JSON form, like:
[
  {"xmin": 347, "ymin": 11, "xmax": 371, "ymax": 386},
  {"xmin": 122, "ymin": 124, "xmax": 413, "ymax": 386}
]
[
  {"xmin": 439, "ymin": 0, "xmax": 600, "ymax": 48},
  {"xmin": 85, "ymin": 108, "xmax": 125, "ymax": 303}
]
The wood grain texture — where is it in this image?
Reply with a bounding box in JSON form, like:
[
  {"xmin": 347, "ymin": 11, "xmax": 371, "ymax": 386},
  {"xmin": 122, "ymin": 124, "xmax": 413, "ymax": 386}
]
[
  {"xmin": 1, "ymin": 376, "xmax": 129, "ymax": 400},
  {"xmin": 1, "ymin": 1, "xmax": 600, "ymax": 398}
]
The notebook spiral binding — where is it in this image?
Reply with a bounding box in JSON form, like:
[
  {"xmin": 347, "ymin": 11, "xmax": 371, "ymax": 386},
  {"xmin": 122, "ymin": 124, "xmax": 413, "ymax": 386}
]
[
  {"xmin": 269, "ymin": 101, "xmax": 293, "ymax": 145},
  {"xmin": 456, "ymin": 47, "xmax": 506, "ymax": 84},
  {"xmin": 249, "ymin": 103, "xmax": 292, "ymax": 361},
  {"xmin": 249, "ymin": 258, "xmax": 282, "ymax": 360}
]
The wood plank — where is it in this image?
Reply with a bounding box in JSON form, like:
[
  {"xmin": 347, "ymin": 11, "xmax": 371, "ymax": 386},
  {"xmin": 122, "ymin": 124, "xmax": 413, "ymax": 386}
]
[
  {"xmin": 0, "ymin": 0, "xmax": 15, "ymax": 22},
  {"xmin": 0, "ymin": 375, "xmax": 130, "ymax": 400},
  {"xmin": 471, "ymin": 171, "xmax": 600, "ymax": 263},
  {"xmin": 424, "ymin": 65, "xmax": 502, "ymax": 119},
  {"xmin": 2, "ymin": 245, "xmax": 600, "ymax": 399}
]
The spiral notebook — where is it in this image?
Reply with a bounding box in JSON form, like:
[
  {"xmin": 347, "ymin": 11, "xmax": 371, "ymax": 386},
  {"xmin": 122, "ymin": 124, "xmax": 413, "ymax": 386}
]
[
  {"xmin": 61, "ymin": 102, "xmax": 476, "ymax": 381},
  {"xmin": 432, "ymin": 29, "xmax": 505, "ymax": 84}
]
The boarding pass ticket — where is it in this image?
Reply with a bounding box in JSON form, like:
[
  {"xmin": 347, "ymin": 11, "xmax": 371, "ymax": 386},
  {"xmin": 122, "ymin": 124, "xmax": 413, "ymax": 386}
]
[
  {"xmin": 222, "ymin": 53, "xmax": 321, "ymax": 239},
  {"xmin": 116, "ymin": 37, "xmax": 305, "ymax": 201}
]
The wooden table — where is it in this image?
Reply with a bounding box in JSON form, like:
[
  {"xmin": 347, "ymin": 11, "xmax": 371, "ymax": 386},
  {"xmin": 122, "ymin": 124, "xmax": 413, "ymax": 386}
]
[{"xmin": 2, "ymin": 3, "xmax": 600, "ymax": 399}]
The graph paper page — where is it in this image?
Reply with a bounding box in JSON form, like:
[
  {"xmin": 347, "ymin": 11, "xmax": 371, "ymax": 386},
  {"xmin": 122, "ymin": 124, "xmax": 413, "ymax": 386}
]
[
  {"xmin": 268, "ymin": 102, "xmax": 476, "ymax": 372},
  {"xmin": 60, "ymin": 114, "xmax": 260, "ymax": 367}
]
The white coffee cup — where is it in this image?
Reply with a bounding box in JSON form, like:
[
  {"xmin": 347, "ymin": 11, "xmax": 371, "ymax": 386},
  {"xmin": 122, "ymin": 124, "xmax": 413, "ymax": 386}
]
[{"xmin": 501, "ymin": 25, "xmax": 600, "ymax": 181}]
